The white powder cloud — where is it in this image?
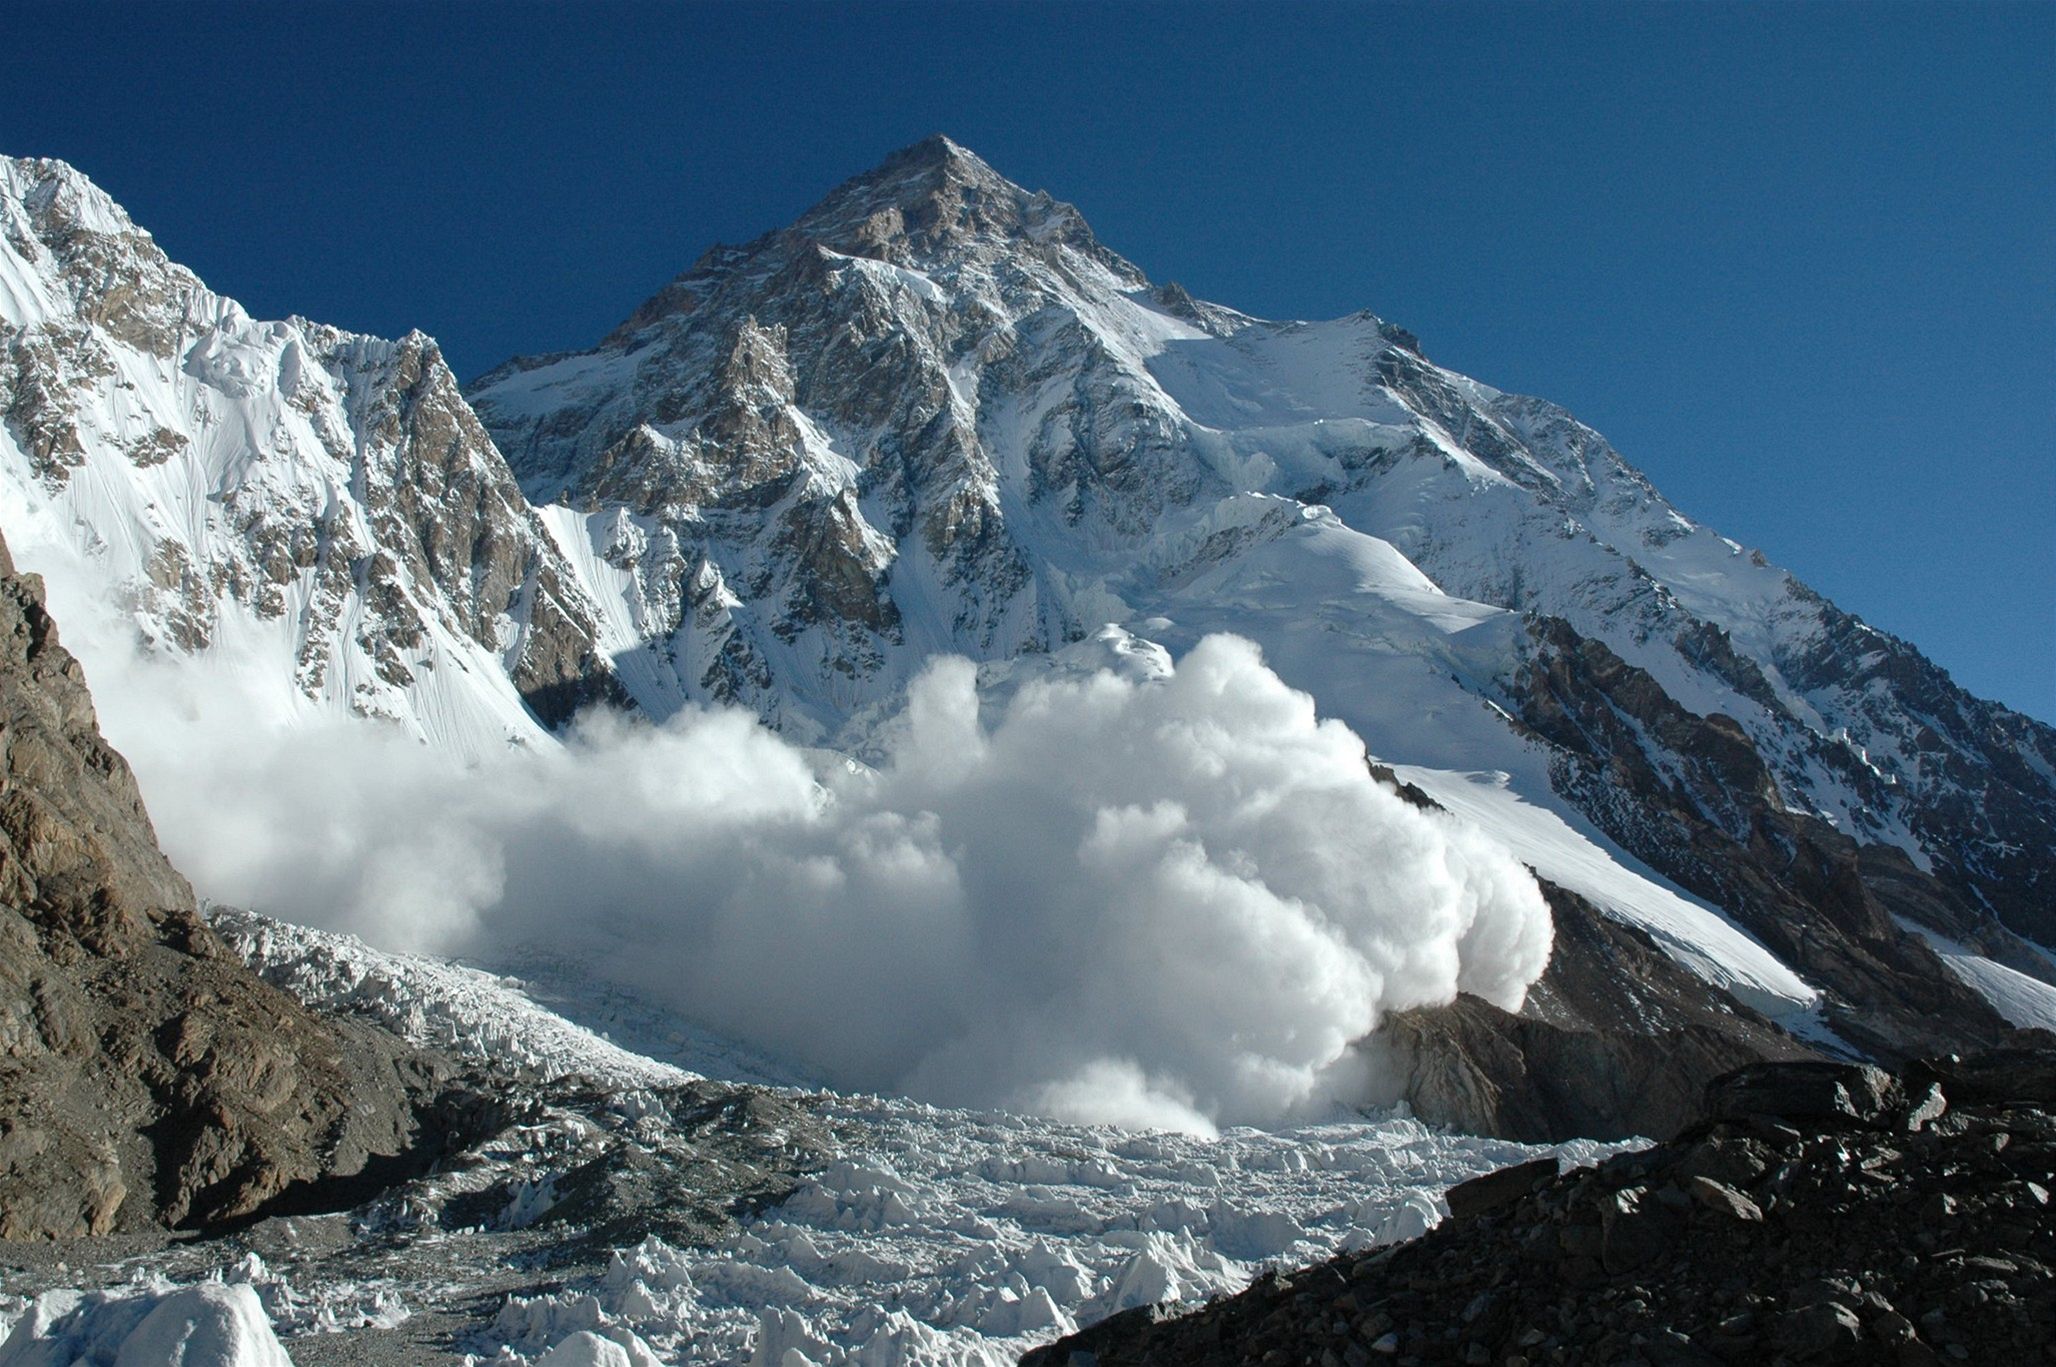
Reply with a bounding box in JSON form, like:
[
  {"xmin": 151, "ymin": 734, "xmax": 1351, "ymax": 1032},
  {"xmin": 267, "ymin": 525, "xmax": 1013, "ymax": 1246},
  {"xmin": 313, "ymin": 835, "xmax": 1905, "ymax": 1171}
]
[{"xmin": 91, "ymin": 632, "xmax": 1553, "ymax": 1132}]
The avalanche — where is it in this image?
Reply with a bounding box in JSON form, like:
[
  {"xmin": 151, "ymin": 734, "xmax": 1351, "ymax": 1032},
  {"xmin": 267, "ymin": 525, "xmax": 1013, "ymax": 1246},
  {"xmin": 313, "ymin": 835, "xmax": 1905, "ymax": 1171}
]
[{"xmin": 115, "ymin": 632, "xmax": 1556, "ymax": 1133}]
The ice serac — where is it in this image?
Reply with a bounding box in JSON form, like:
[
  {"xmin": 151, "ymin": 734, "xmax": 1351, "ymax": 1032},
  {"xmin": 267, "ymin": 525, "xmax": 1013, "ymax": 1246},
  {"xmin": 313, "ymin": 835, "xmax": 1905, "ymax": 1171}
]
[
  {"xmin": 470, "ymin": 136, "xmax": 2054, "ymax": 1101},
  {"xmin": 0, "ymin": 527, "xmax": 454, "ymax": 1240},
  {"xmin": 0, "ymin": 156, "xmax": 623, "ymax": 752}
]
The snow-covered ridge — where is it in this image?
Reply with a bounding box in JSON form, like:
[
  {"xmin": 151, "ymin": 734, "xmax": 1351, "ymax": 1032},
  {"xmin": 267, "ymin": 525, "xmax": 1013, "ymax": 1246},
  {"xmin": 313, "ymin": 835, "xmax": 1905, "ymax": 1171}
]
[
  {"xmin": 481, "ymin": 141, "xmax": 2046, "ymax": 832},
  {"xmin": 0, "ymin": 154, "xmax": 617, "ymax": 756},
  {"xmin": 1393, "ymin": 766, "xmax": 1821, "ymax": 1023}
]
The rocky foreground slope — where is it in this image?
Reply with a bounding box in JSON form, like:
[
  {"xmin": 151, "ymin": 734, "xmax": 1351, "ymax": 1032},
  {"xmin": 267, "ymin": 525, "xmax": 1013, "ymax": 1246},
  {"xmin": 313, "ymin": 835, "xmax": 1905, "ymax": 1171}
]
[
  {"xmin": 0, "ymin": 530, "xmax": 461, "ymax": 1239},
  {"xmin": 1028, "ymin": 1052, "xmax": 2056, "ymax": 1367}
]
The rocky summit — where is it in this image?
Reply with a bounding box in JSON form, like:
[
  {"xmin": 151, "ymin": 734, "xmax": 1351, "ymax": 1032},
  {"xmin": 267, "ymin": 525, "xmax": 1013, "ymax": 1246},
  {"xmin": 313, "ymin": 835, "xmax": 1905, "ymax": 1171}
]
[{"xmin": 1025, "ymin": 1052, "xmax": 2056, "ymax": 1367}]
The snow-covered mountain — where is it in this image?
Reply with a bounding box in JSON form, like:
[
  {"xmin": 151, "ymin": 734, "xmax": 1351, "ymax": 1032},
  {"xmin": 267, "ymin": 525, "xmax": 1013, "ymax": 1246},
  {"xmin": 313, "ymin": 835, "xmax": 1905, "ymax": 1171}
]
[
  {"xmin": 0, "ymin": 156, "xmax": 621, "ymax": 754},
  {"xmin": 2, "ymin": 142, "xmax": 2051, "ymax": 1139},
  {"xmin": 469, "ymin": 138, "xmax": 2054, "ymax": 1059}
]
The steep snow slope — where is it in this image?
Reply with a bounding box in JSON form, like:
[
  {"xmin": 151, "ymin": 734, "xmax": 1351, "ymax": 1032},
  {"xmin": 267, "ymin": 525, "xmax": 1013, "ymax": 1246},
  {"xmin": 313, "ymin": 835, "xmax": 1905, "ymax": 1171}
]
[
  {"xmin": 0, "ymin": 156, "xmax": 618, "ymax": 754},
  {"xmin": 1390, "ymin": 765, "xmax": 1820, "ymax": 1022},
  {"xmin": 1897, "ymin": 918, "xmax": 2056, "ymax": 1033}
]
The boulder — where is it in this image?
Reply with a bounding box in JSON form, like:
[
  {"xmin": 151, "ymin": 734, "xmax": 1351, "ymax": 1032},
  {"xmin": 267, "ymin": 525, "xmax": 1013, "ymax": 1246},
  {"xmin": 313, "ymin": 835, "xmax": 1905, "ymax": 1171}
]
[
  {"xmin": 1685, "ymin": 1175, "xmax": 1762, "ymax": 1222},
  {"xmin": 1703, "ymin": 1061, "xmax": 1897, "ymax": 1125},
  {"xmin": 1917, "ymin": 1050, "xmax": 2056, "ymax": 1107},
  {"xmin": 1444, "ymin": 1158, "xmax": 1557, "ymax": 1220}
]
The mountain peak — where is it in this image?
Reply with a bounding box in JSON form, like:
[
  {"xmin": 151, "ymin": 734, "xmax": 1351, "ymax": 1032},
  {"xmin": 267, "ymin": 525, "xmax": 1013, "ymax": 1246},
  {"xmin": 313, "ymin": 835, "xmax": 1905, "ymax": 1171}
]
[
  {"xmin": 596, "ymin": 138, "xmax": 1145, "ymax": 341},
  {"xmin": 871, "ymin": 133, "xmax": 993, "ymax": 181},
  {"xmin": 791, "ymin": 134, "xmax": 1026, "ymax": 245},
  {"xmin": 785, "ymin": 136, "xmax": 1138, "ymax": 281},
  {"xmin": 2, "ymin": 155, "xmax": 146, "ymax": 241}
]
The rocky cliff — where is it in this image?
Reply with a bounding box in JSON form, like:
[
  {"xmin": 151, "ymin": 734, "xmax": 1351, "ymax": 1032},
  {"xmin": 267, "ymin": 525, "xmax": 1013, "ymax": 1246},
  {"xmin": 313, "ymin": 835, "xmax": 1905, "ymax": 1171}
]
[{"xmin": 0, "ymin": 531, "xmax": 452, "ymax": 1239}]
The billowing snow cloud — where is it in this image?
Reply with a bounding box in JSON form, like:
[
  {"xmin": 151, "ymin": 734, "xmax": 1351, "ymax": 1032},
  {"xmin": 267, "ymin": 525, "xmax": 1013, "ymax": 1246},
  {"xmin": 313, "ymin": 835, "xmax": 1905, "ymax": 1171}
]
[{"xmin": 90, "ymin": 632, "xmax": 1552, "ymax": 1132}]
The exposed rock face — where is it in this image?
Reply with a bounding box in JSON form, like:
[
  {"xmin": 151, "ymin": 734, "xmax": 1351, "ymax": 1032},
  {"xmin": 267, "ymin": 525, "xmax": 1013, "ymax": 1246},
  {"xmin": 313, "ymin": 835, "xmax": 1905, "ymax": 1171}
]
[
  {"xmin": 1363, "ymin": 882, "xmax": 1818, "ymax": 1142},
  {"xmin": 1026, "ymin": 1052, "xmax": 2056, "ymax": 1366},
  {"xmin": 1509, "ymin": 617, "xmax": 2022, "ymax": 1062},
  {"xmin": 471, "ymin": 135, "xmax": 1134, "ymax": 734},
  {"xmin": 0, "ymin": 532, "xmax": 451, "ymax": 1239},
  {"xmin": 360, "ymin": 1075, "xmax": 831, "ymax": 1259}
]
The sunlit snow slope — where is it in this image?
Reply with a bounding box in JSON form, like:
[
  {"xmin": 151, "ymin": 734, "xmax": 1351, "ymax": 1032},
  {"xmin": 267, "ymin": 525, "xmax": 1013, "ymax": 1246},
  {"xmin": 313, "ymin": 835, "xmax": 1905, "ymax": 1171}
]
[{"xmin": 0, "ymin": 157, "xmax": 619, "ymax": 753}]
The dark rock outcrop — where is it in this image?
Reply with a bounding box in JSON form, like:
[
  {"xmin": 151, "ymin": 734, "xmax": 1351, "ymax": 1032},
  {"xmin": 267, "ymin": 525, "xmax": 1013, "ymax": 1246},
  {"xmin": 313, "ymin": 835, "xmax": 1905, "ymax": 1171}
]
[
  {"xmin": 0, "ymin": 533, "xmax": 454, "ymax": 1239},
  {"xmin": 1364, "ymin": 880, "xmax": 1814, "ymax": 1142},
  {"xmin": 374, "ymin": 1075, "xmax": 832, "ymax": 1259},
  {"xmin": 1513, "ymin": 616, "xmax": 2023, "ymax": 1063},
  {"xmin": 1026, "ymin": 1052, "xmax": 2056, "ymax": 1366}
]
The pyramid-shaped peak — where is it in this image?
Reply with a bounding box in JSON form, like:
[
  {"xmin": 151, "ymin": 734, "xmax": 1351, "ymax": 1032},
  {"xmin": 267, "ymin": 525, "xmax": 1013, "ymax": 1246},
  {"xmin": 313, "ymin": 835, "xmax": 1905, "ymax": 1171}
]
[
  {"xmin": 799, "ymin": 134, "xmax": 1018, "ymax": 228},
  {"xmin": 789, "ymin": 136, "xmax": 1139, "ymax": 282},
  {"xmin": 869, "ymin": 134, "xmax": 1000, "ymax": 182},
  {"xmin": 568, "ymin": 139, "xmax": 1149, "ymax": 346}
]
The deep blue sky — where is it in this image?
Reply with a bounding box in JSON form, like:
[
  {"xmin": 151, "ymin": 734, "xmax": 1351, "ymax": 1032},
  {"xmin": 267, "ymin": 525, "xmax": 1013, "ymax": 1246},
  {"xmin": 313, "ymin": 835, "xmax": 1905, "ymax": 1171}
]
[{"xmin": 4, "ymin": 1, "xmax": 2051, "ymax": 721}]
